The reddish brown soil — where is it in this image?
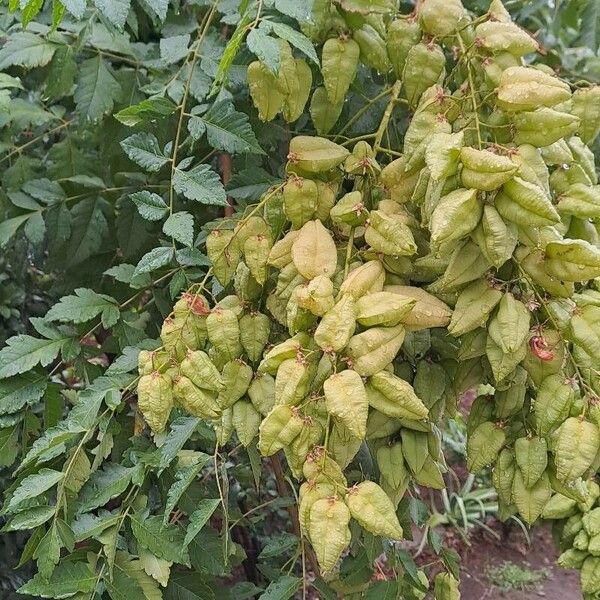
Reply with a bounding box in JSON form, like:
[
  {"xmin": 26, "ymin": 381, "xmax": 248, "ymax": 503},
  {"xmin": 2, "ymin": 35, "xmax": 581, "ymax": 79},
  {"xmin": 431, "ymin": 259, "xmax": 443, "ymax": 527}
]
[{"xmin": 458, "ymin": 525, "xmax": 581, "ymax": 600}]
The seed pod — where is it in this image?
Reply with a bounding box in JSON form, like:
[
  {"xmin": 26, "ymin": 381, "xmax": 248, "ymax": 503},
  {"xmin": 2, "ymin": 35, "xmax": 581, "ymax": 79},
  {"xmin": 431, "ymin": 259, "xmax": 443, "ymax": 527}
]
[
  {"xmin": 309, "ymin": 497, "xmax": 352, "ymax": 572},
  {"xmin": 502, "ymin": 176, "xmax": 560, "ymax": 226},
  {"xmin": 387, "ymin": 17, "xmax": 421, "ymax": 78},
  {"xmin": 282, "ymin": 58, "xmax": 312, "ymax": 123},
  {"xmin": 214, "ymin": 407, "xmax": 233, "ymax": 446},
  {"xmin": 243, "ymin": 233, "xmax": 272, "ymax": 285},
  {"xmin": 283, "ymin": 176, "xmax": 319, "ymax": 229},
  {"xmin": 404, "ymin": 112, "xmax": 452, "ymax": 171},
  {"xmin": 173, "ymin": 376, "xmax": 220, "ymax": 419},
  {"xmin": 207, "ymin": 230, "xmax": 241, "ymax": 288},
  {"xmin": 180, "ymin": 350, "xmax": 224, "ymax": 392},
  {"xmin": 544, "ymin": 239, "xmax": 600, "ymax": 281},
  {"xmin": 515, "ymin": 247, "xmax": 574, "ymax": 299},
  {"xmin": 488, "ymin": 293, "xmax": 530, "ymax": 355},
  {"xmin": 365, "ymin": 210, "xmax": 417, "ymax": 256},
  {"xmin": 425, "ymin": 132, "xmax": 463, "ymax": 181},
  {"xmin": 542, "ymin": 493, "xmax": 577, "ymax": 520},
  {"xmin": 513, "ymin": 107, "xmax": 580, "ymax": 147},
  {"xmin": 467, "ymin": 421, "xmax": 506, "ymax": 473},
  {"xmin": 512, "ymin": 469, "xmax": 551, "ymax": 525},
  {"xmin": 239, "ymin": 312, "xmax": 270, "ymax": 364},
  {"xmin": 433, "ymin": 572, "xmax": 460, "ymax": 600},
  {"xmin": 326, "ymin": 421, "xmax": 361, "ymax": 471},
  {"xmin": 514, "ymin": 436, "xmax": 548, "ymax": 489},
  {"xmin": 347, "ymin": 480, "xmax": 403, "ymax": 539},
  {"xmin": 403, "ymin": 42, "xmax": 446, "ymax": 107},
  {"xmin": 567, "ymin": 305, "xmax": 600, "ymax": 357},
  {"xmin": 137, "ymin": 372, "xmax": 173, "ymax": 434},
  {"xmin": 275, "ymin": 358, "xmax": 310, "ymax": 405},
  {"xmin": 380, "ymin": 157, "xmax": 421, "ymax": 204},
  {"xmin": 314, "ymin": 294, "xmax": 356, "ymax": 352},
  {"xmin": 323, "ymin": 370, "xmax": 368, "ymax": 439},
  {"xmin": 268, "ymin": 230, "xmax": 299, "ymax": 269},
  {"xmin": 367, "ymin": 371, "xmax": 428, "ymax": 420},
  {"xmin": 288, "ymin": 136, "xmax": 350, "ymax": 173},
  {"xmin": 574, "ymin": 529, "xmax": 590, "ymax": 551},
  {"xmin": 557, "ymin": 549, "xmax": 587, "ymax": 570},
  {"xmin": 474, "ymin": 205, "xmax": 518, "ymax": 268},
  {"xmin": 492, "ymin": 448, "xmax": 516, "ymax": 505},
  {"xmin": 376, "ymin": 442, "xmax": 408, "ymax": 490},
  {"xmin": 534, "ymin": 374, "xmax": 575, "ymax": 437},
  {"xmin": 554, "ymin": 417, "xmax": 600, "ymax": 482},
  {"xmin": 353, "ymin": 25, "xmax": 391, "ymax": 73},
  {"xmin": 298, "ymin": 481, "xmax": 336, "ymax": 539},
  {"xmin": 291, "ymin": 219, "xmax": 338, "ymax": 280},
  {"xmin": 314, "ymin": 180, "xmax": 338, "ymax": 222},
  {"xmin": 217, "ymin": 360, "xmax": 253, "ymax": 409},
  {"xmin": 475, "ymin": 20, "xmax": 539, "ymax": 56},
  {"xmin": 384, "ymin": 285, "xmax": 452, "ymax": 330},
  {"xmin": 160, "ymin": 316, "xmax": 200, "ymax": 361},
  {"xmin": 257, "ymin": 332, "xmax": 310, "ymax": 374},
  {"xmin": 558, "ymin": 183, "xmax": 600, "ymax": 218},
  {"xmin": 310, "ymin": 86, "xmax": 344, "ymax": 135},
  {"xmin": 287, "ymin": 417, "xmax": 324, "ymax": 477},
  {"xmin": 431, "ymin": 240, "xmax": 491, "ymax": 292},
  {"xmin": 339, "ymin": 260, "xmax": 386, "ymax": 299},
  {"xmin": 321, "ymin": 37, "xmax": 360, "ymax": 105},
  {"xmin": 486, "ymin": 333, "xmax": 527, "ymax": 383},
  {"xmin": 494, "ymin": 367, "xmax": 527, "ymax": 419},
  {"xmin": 448, "ymin": 279, "xmax": 502, "ymax": 337},
  {"xmin": 430, "ymin": 188, "xmax": 482, "ymax": 248},
  {"xmin": 247, "ymin": 61, "xmax": 285, "ymax": 121},
  {"xmin": 206, "ymin": 308, "xmax": 242, "ymax": 361},
  {"xmin": 496, "ymin": 66, "xmax": 571, "ymax": 112},
  {"xmin": 419, "ymin": 0, "xmax": 463, "ymax": 37},
  {"xmin": 330, "ymin": 191, "xmax": 368, "ymax": 226},
  {"xmin": 247, "ymin": 372, "xmax": 276, "ymax": 416},
  {"xmin": 258, "ymin": 405, "xmax": 304, "ymax": 455},
  {"xmin": 234, "ymin": 261, "xmax": 261, "ymax": 302},
  {"xmin": 303, "ymin": 447, "xmax": 348, "ymax": 485},
  {"xmin": 572, "ymin": 85, "xmax": 600, "ymax": 145},
  {"xmin": 295, "ymin": 275, "xmax": 335, "ymax": 316},
  {"xmin": 399, "ymin": 429, "xmax": 429, "ymax": 474},
  {"xmin": 231, "ymin": 400, "xmax": 261, "ymax": 447},
  {"xmin": 355, "ymin": 291, "xmax": 415, "ymax": 327},
  {"xmin": 460, "ymin": 147, "xmax": 517, "ymax": 191},
  {"xmin": 346, "ymin": 324, "xmax": 405, "ymax": 376}
]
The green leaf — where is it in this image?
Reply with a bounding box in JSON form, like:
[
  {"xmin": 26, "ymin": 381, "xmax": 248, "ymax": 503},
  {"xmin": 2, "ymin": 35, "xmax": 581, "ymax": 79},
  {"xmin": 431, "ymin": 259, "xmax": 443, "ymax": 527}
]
[
  {"xmin": 129, "ymin": 191, "xmax": 168, "ymax": 221},
  {"xmin": 160, "ymin": 34, "xmax": 190, "ymax": 64},
  {"xmin": 163, "ymin": 212, "xmax": 194, "ymax": 247},
  {"xmin": 264, "ymin": 21, "xmax": 319, "ymax": 65},
  {"xmin": 133, "ymin": 247, "xmax": 174, "ymax": 277},
  {"xmin": 121, "ymin": 133, "xmax": 169, "ymax": 172},
  {"xmin": 93, "ymin": 0, "xmax": 131, "ymax": 29},
  {"xmin": 130, "ymin": 514, "xmax": 190, "ymax": 564},
  {"xmin": 46, "ymin": 288, "xmax": 120, "ymax": 328},
  {"xmin": 0, "ymin": 214, "xmax": 31, "ymax": 247},
  {"xmin": 247, "ymin": 28, "xmax": 280, "ymax": 72},
  {"xmin": 20, "ymin": 423, "xmax": 82, "ymax": 471},
  {"xmin": 7, "ymin": 468, "xmax": 64, "ymax": 512},
  {"xmin": 71, "ymin": 510, "xmax": 120, "ymax": 542},
  {"xmin": 22, "ymin": 0, "xmax": 44, "ymax": 28},
  {"xmin": 77, "ymin": 463, "xmax": 135, "ymax": 513},
  {"xmin": 146, "ymin": 0, "xmax": 168, "ymax": 20},
  {"xmin": 0, "ymin": 425, "xmax": 19, "ymax": 467},
  {"xmin": 158, "ymin": 416, "xmax": 200, "ymax": 473},
  {"xmin": 173, "ymin": 164, "xmax": 227, "ymax": 206},
  {"xmin": 24, "ymin": 212, "xmax": 46, "ymax": 245},
  {"xmin": 114, "ymin": 97, "xmax": 177, "ymax": 126},
  {"xmin": 19, "ymin": 561, "xmax": 96, "ymax": 598},
  {"xmin": 139, "ymin": 550, "xmax": 172, "ymax": 587},
  {"xmin": 0, "ymin": 32, "xmax": 56, "ymax": 69},
  {"xmin": 62, "ymin": 0, "xmax": 86, "ymax": 18},
  {"xmin": 0, "ymin": 335, "xmax": 71, "ymax": 379},
  {"xmin": 258, "ymin": 576, "xmax": 301, "ymax": 600},
  {"xmin": 46, "ymin": 45, "xmax": 77, "ymax": 99},
  {"xmin": 267, "ymin": 0, "xmax": 313, "ymax": 21},
  {"xmin": 164, "ymin": 573, "xmax": 216, "ymax": 600},
  {"xmin": 0, "ymin": 372, "xmax": 47, "ymax": 416},
  {"xmin": 183, "ymin": 499, "xmax": 220, "ymax": 546},
  {"xmin": 175, "ymin": 247, "xmax": 211, "ymax": 267},
  {"xmin": 3, "ymin": 505, "xmax": 55, "ymax": 531},
  {"xmin": 258, "ymin": 533, "xmax": 298, "ymax": 559},
  {"xmin": 65, "ymin": 197, "xmax": 108, "ymax": 267},
  {"xmin": 580, "ymin": 0, "xmax": 600, "ymax": 51},
  {"xmin": 189, "ymin": 101, "xmax": 263, "ymax": 154},
  {"xmin": 33, "ymin": 522, "xmax": 61, "ymax": 580},
  {"xmin": 163, "ymin": 458, "xmax": 209, "ymax": 525},
  {"xmin": 75, "ymin": 55, "xmax": 122, "ymax": 121}
]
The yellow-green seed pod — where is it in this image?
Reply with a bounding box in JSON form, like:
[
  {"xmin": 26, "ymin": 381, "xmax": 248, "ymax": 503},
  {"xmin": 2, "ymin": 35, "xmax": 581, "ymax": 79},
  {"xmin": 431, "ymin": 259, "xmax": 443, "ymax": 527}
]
[
  {"xmin": 380, "ymin": 156, "xmax": 421, "ymax": 204},
  {"xmin": 248, "ymin": 372, "xmax": 276, "ymax": 416},
  {"xmin": 512, "ymin": 469, "xmax": 551, "ymax": 525},
  {"xmin": 292, "ymin": 219, "xmax": 338, "ymax": 280},
  {"xmin": 206, "ymin": 229, "xmax": 241, "ymax": 287},
  {"xmin": 314, "ymin": 294, "xmax": 356, "ymax": 352},
  {"xmin": 403, "ymin": 42, "xmax": 446, "ymax": 107},
  {"xmin": 283, "ymin": 177, "xmax": 319, "ymax": 230},
  {"xmin": 347, "ymin": 480, "xmax": 403, "ymax": 539},
  {"xmin": 572, "ymin": 85, "xmax": 600, "ymax": 145},
  {"xmin": 513, "ymin": 107, "xmax": 580, "ymax": 147},
  {"xmin": 387, "ymin": 17, "xmax": 421, "ymax": 78},
  {"xmin": 275, "ymin": 357, "xmax": 310, "ymax": 405},
  {"xmin": 217, "ymin": 360, "xmax": 253, "ymax": 409},
  {"xmin": 232, "ymin": 400, "xmax": 261, "ymax": 447},
  {"xmin": 310, "ymin": 86, "xmax": 344, "ymax": 135},
  {"xmin": 321, "ymin": 37, "xmax": 360, "ymax": 105},
  {"xmin": 346, "ymin": 324, "xmax": 405, "ymax": 376},
  {"xmin": 353, "ymin": 25, "xmax": 391, "ymax": 73},
  {"xmin": 365, "ymin": 210, "xmax": 417, "ymax": 256},
  {"xmin": 137, "ymin": 372, "xmax": 173, "ymax": 434},
  {"xmin": 314, "ymin": 180, "xmax": 338, "ymax": 222},
  {"xmin": 330, "ymin": 191, "xmax": 368, "ymax": 226},
  {"xmin": 430, "ymin": 188, "xmax": 482, "ymax": 248},
  {"xmin": 475, "ymin": 20, "xmax": 539, "ymax": 56},
  {"xmin": 288, "ymin": 136, "xmax": 350, "ymax": 173},
  {"xmin": 488, "ymin": 293, "xmax": 530, "ymax": 355},
  {"xmin": 433, "ymin": 572, "xmax": 460, "ymax": 600},
  {"xmin": 247, "ymin": 61, "xmax": 285, "ymax": 121},
  {"xmin": 239, "ymin": 312, "xmax": 270, "ymax": 364},
  {"xmin": 384, "ymin": 285, "xmax": 452, "ymax": 330},
  {"xmin": 460, "ymin": 147, "xmax": 517, "ymax": 191},
  {"xmin": 324, "ymin": 369, "xmax": 368, "ymax": 439},
  {"xmin": 367, "ymin": 371, "xmax": 428, "ymax": 420},
  {"xmin": 309, "ymin": 497, "xmax": 351, "ymax": 572},
  {"xmin": 282, "ymin": 58, "xmax": 312, "ymax": 123},
  {"xmin": 180, "ymin": 350, "xmax": 225, "ymax": 392},
  {"xmin": 173, "ymin": 376, "xmax": 221, "ymax": 419},
  {"xmin": 295, "ymin": 275, "xmax": 335, "ymax": 316},
  {"xmin": 339, "ymin": 260, "xmax": 386, "ymax": 299},
  {"xmin": 557, "ymin": 183, "xmax": 600, "ymax": 219},
  {"xmin": 355, "ymin": 291, "xmax": 415, "ymax": 327},
  {"xmin": 467, "ymin": 421, "xmax": 506, "ymax": 473},
  {"xmin": 544, "ymin": 239, "xmax": 600, "ymax": 281},
  {"xmin": 514, "ymin": 436, "xmax": 548, "ymax": 489},
  {"xmin": 555, "ymin": 417, "xmax": 600, "ymax": 482},
  {"xmin": 492, "ymin": 448, "xmax": 516, "ymax": 505},
  {"xmin": 258, "ymin": 404, "xmax": 304, "ymax": 456},
  {"xmin": 214, "ymin": 406, "xmax": 234, "ymax": 446},
  {"xmin": 268, "ymin": 230, "xmax": 299, "ymax": 269},
  {"xmin": 206, "ymin": 308, "xmax": 242, "ymax": 361},
  {"xmin": 243, "ymin": 233, "xmax": 272, "ymax": 285}
]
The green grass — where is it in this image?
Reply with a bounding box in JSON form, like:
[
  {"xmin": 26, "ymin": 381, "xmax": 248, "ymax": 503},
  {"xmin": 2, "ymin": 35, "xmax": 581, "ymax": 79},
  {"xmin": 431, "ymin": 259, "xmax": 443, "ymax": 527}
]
[{"xmin": 487, "ymin": 561, "xmax": 549, "ymax": 593}]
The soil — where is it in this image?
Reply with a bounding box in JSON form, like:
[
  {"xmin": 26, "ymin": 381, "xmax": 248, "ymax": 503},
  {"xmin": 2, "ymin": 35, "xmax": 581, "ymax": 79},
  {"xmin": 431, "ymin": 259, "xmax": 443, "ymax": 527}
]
[{"xmin": 456, "ymin": 525, "xmax": 582, "ymax": 600}]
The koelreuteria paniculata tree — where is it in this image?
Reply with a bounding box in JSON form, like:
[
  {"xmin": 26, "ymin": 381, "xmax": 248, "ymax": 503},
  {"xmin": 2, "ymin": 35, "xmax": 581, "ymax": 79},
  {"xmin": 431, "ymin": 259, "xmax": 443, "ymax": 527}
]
[{"xmin": 1, "ymin": 0, "xmax": 600, "ymax": 598}]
